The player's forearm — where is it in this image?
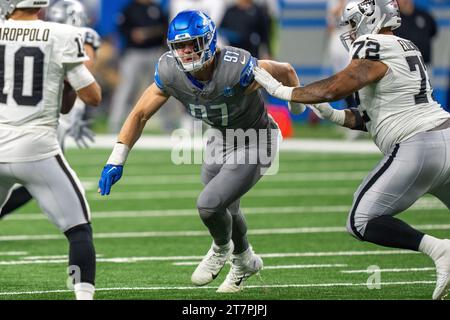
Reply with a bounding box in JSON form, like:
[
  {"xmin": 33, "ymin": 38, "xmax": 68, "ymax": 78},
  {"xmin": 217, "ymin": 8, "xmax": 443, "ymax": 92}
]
[
  {"xmin": 117, "ymin": 110, "xmax": 148, "ymax": 149},
  {"xmin": 83, "ymin": 44, "xmax": 96, "ymax": 73},
  {"xmin": 291, "ymin": 74, "xmax": 352, "ymax": 104},
  {"xmin": 343, "ymin": 108, "xmax": 368, "ymax": 131},
  {"xmin": 116, "ymin": 84, "xmax": 168, "ymax": 150},
  {"xmin": 280, "ymin": 63, "xmax": 300, "ymax": 87}
]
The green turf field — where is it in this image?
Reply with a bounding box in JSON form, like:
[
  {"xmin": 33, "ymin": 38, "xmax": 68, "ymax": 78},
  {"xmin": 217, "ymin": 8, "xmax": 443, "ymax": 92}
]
[{"xmin": 0, "ymin": 148, "xmax": 449, "ymax": 300}]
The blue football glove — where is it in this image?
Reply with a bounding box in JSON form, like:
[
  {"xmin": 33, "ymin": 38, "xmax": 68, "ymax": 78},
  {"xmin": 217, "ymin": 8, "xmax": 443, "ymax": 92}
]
[{"xmin": 98, "ymin": 164, "xmax": 123, "ymax": 196}]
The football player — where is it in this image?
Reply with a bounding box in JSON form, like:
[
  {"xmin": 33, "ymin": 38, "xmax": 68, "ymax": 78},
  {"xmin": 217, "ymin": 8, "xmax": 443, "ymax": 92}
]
[
  {"xmin": 253, "ymin": 0, "xmax": 450, "ymax": 300},
  {"xmin": 0, "ymin": 0, "xmax": 101, "ymax": 299},
  {"xmin": 98, "ymin": 10, "xmax": 304, "ymax": 292},
  {"xmin": 0, "ymin": 0, "xmax": 101, "ymax": 219}
]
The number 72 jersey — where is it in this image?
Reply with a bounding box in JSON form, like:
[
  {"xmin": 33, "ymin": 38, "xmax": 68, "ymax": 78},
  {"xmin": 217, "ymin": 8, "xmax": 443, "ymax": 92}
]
[{"xmin": 350, "ymin": 34, "xmax": 450, "ymax": 155}]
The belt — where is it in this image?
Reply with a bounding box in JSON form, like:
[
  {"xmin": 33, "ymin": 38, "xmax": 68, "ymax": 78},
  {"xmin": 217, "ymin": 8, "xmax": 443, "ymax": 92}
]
[{"xmin": 428, "ymin": 118, "xmax": 450, "ymax": 132}]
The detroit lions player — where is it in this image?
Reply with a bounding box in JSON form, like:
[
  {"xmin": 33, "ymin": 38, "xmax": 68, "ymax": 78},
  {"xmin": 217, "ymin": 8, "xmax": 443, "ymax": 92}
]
[
  {"xmin": 254, "ymin": 0, "xmax": 450, "ymax": 300},
  {"xmin": 98, "ymin": 10, "xmax": 303, "ymax": 293},
  {"xmin": 0, "ymin": 0, "xmax": 101, "ymax": 299},
  {"xmin": 0, "ymin": 0, "xmax": 101, "ymax": 219}
]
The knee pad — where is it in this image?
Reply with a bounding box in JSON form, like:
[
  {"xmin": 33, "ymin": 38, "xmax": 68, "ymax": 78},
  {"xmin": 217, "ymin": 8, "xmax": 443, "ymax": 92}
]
[
  {"xmin": 64, "ymin": 223, "xmax": 93, "ymax": 243},
  {"xmin": 197, "ymin": 191, "xmax": 223, "ymax": 221}
]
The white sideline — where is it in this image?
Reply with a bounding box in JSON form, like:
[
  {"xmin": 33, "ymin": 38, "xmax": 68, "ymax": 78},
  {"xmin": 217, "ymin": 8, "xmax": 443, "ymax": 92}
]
[
  {"xmin": 1, "ymin": 224, "xmax": 450, "ymax": 241},
  {"xmin": 0, "ymin": 280, "xmax": 435, "ymax": 296},
  {"xmin": 65, "ymin": 135, "xmax": 380, "ymax": 154}
]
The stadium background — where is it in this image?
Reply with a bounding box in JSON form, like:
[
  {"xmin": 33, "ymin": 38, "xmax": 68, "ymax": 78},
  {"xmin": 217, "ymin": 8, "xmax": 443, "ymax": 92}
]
[
  {"xmin": 91, "ymin": 0, "xmax": 450, "ymax": 133},
  {"xmin": 2, "ymin": 0, "xmax": 450, "ymax": 301}
]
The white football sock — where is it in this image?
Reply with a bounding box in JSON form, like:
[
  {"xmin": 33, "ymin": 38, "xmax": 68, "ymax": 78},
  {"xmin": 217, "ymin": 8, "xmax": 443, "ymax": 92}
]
[
  {"xmin": 74, "ymin": 282, "xmax": 95, "ymax": 300},
  {"xmin": 213, "ymin": 241, "xmax": 232, "ymax": 253},
  {"xmin": 419, "ymin": 234, "xmax": 447, "ymax": 263}
]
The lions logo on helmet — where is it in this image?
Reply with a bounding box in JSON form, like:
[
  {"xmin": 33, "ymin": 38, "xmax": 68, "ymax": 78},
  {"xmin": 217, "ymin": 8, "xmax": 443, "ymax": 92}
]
[{"xmin": 167, "ymin": 10, "xmax": 217, "ymax": 72}]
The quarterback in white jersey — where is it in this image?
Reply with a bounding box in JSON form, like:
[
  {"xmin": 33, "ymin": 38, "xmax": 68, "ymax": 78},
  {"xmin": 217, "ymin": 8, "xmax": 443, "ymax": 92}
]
[
  {"xmin": 0, "ymin": 0, "xmax": 101, "ymax": 300},
  {"xmin": 0, "ymin": 0, "xmax": 102, "ymax": 218},
  {"xmin": 254, "ymin": 0, "xmax": 450, "ymax": 300}
]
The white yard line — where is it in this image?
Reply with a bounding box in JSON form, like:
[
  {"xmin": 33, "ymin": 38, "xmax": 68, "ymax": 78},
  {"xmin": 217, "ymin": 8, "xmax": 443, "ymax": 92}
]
[
  {"xmin": 2, "ymin": 224, "xmax": 450, "ymax": 241},
  {"xmin": 342, "ymin": 267, "xmax": 436, "ymax": 274},
  {"xmin": 0, "ymin": 280, "xmax": 434, "ymax": 296},
  {"xmin": 0, "ymin": 249, "xmax": 417, "ymax": 265},
  {"xmin": 88, "ymin": 188, "xmax": 355, "ymax": 200},
  {"xmin": 4, "ymin": 198, "xmax": 445, "ymax": 222},
  {"xmin": 80, "ymin": 172, "xmax": 369, "ymax": 186},
  {"xmin": 172, "ymin": 262, "xmax": 348, "ymax": 269},
  {"xmin": 3, "ymin": 205, "xmax": 351, "ymax": 221},
  {"xmin": 0, "ymin": 251, "xmax": 28, "ymax": 256}
]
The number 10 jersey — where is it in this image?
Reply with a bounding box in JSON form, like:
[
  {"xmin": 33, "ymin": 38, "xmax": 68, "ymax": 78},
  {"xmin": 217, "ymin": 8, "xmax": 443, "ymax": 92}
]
[
  {"xmin": 350, "ymin": 33, "xmax": 450, "ymax": 155},
  {"xmin": 0, "ymin": 19, "xmax": 88, "ymax": 162}
]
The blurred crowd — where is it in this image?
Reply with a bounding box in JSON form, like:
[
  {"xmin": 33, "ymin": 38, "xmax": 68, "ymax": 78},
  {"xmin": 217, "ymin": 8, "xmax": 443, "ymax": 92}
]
[
  {"xmin": 46, "ymin": 0, "xmax": 444, "ymax": 136},
  {"xmin": 65, "ymin": 0, "xmax": 279, "ymax": 134}
]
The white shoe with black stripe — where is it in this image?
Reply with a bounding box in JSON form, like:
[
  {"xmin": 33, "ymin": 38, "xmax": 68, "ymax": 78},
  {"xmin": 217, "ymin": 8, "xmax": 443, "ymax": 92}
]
[
  {"xmin": 191, "ymin": 241, "xmax": 234, "ymax": 286},
  {"xmin": 216, "ymin": 247, "xmax": 263, "ymax": 293}
]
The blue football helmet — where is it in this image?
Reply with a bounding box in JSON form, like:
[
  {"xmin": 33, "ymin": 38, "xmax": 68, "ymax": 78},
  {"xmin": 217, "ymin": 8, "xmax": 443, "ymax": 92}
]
[{"xmin": 167, "ymin": 10, "xmax": 217, "ymax": 72}]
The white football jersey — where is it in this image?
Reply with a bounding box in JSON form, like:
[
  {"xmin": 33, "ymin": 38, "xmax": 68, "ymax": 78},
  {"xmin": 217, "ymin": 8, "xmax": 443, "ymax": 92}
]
[
  {"xmin": 351, "ymin": 34, "xmax": 450, "ymax": 155},
  {"xmin": 0, "ymin": 19, "xmax": 88, "ymax": 162}
]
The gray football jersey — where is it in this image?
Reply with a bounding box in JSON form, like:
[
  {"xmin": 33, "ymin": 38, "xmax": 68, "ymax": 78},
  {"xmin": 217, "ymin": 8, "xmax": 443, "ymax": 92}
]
[{"xmin": 155, "ymin": 46, "xmax": 268, "ymax": 130}]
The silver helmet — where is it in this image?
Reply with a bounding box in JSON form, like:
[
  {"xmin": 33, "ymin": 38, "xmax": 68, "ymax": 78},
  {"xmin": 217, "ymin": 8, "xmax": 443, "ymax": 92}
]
[
  {"xmin": 47, "ymin": 0, "xmax": 88, "ymax": 27},
  {"xmin": 0, "ymin": 0, "xmax": 50, "ymax": 20},
  {"xmin": 340, "ymin": 0, "xmax": 402, "ymax": 51}
]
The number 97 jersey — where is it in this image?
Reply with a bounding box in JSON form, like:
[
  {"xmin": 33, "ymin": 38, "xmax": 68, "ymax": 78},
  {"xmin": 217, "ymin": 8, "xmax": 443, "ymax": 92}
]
[
  {"xmin": 350, "ymin": 34, "xmax": 450, "ymax": 155},
  {"xmin": 0, "ymin": 19, "xmax": 88, "ymax": 162}
]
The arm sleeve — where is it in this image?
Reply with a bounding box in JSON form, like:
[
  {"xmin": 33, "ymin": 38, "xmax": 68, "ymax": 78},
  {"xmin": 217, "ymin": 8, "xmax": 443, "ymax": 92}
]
[{"xmin": 240, "ymin": 55, "xmax": 257, "ymax": 88}]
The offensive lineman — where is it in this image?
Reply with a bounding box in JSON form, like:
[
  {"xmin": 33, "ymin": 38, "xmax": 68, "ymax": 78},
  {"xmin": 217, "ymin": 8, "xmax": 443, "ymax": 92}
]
[
  {"xmin": 0, "ymin": 0, "xmax": 101, "ymax": 299},
  {"xmin": 254, "ymin": 0, "xmax": 450, "ymax": 300},
  {"xmin": 0, "ymin": 0, "xmax": 101, "ymax": 219},
  {"xmin": 98, "ymin": 10, "xmax": 304, "ymax": 292}
]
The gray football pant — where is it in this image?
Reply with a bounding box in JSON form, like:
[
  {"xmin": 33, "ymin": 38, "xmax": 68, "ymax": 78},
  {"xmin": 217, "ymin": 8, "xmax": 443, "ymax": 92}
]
[
  {"xmin": 0, "ymin": 154, "xmax": 90, "ymax": 232},
  {"xmin": 197, "ymin": 124, "xmax": 281, "ymax": 253},
  {"xmin": 347, "ymin": 127, "xmax": 450, "ymax": 239}
]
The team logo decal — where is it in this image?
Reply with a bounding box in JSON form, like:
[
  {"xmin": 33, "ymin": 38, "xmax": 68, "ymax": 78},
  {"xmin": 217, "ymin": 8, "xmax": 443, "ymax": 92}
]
[
  {"xmin": 223, "ymin": 87, "xmax": 234, "ymax": 97},
  {"xmin": 358, "ymin": 0, "xmax": 376, "ymax": 16}
]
